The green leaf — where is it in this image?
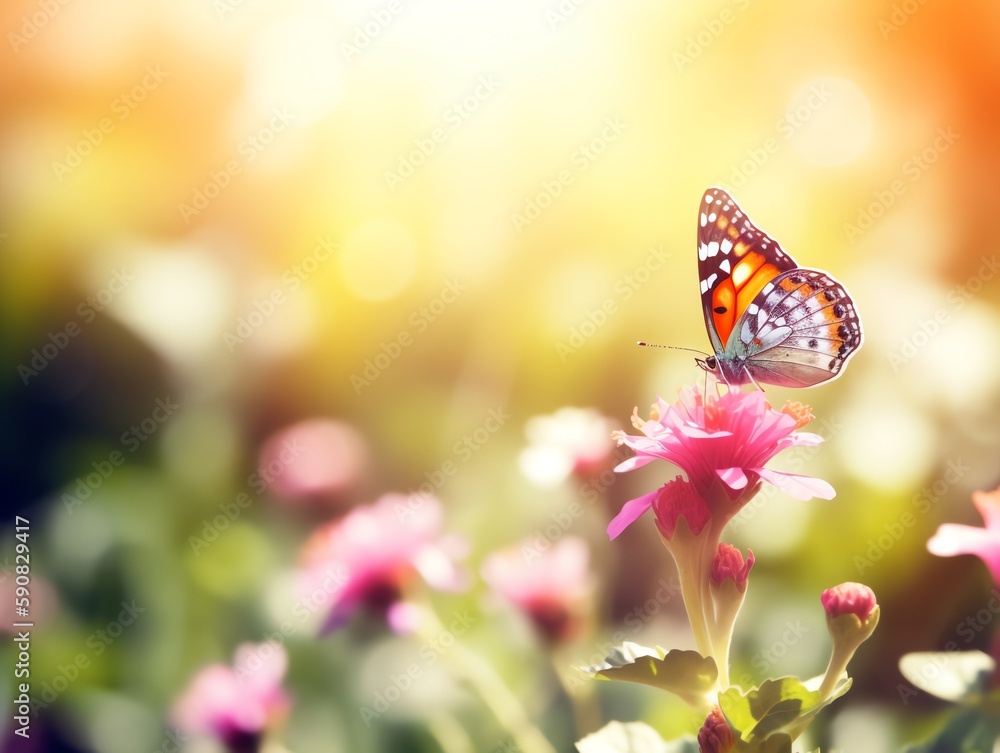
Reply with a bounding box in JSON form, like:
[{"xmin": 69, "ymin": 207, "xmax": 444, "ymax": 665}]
[
  {"xmin": 575, "ymin": 721, "xmax": 697, "ymax": 753},
  {"xmin": 720, "ymin": 673, "xmax": 854, "ymax": 744},
  {"xmin": 720, "ymin": 677, "xmax": 815, "ymax": 739},
  {"xmin": 742, "ymin": 734, "xmax": 793, "ymax": 753},
  {"xmin": 898, "ymin": 651, "xmax": 995, "ymax": 704},
  {"xmin": 901, "ymin": 706, "xmax": 1000, "ymax": 752},
  {"xmin": 588, "ymin": 643, "xmax": 717, "ymax": 709}
]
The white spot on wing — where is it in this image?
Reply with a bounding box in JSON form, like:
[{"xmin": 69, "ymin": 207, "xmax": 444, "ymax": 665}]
[
  {"xmin": 700, "ymin": 213, "xmax": 707, "ymax": 228},
  {"xmin": 720, "ymin": 239, "xmax": 733, "ymax": 254},
  {"xmin": 707, "ymin": 241, "xmax": 720, "ymax": 257},
  {"xmin": 719, "ymin": 258, "xmax": 731, "ymax": 273},
  {"xmin": 706, "ymin": 272, "xmax": 718, "ymax": 289}
]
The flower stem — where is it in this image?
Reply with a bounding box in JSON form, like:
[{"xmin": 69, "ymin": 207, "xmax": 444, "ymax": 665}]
[
  {"xmin": 427, "ymin": 713, "xmax": 475, "ymax": 753},
  {"xmin": 707, "ymin": 586, "xmax": 745, "ymax": 690},
  {"xmin": 666, "ymin": 534, "xmax": 714, "ymax": 660},
  {"xmin": 818, "ymin": 642, "xmax": 853, "ymax": 701},
  {"xmin": 552, "ymin": 650, "xmax": 601, "ymax": 741},
  {"xmin": 418, "ymin": 607, "xmax": 556, "ymax": 753}
]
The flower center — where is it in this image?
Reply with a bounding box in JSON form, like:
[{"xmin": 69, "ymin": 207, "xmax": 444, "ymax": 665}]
[{"xmin": 780, "ymin": 400, "xmax": 815, "ymax": 429}]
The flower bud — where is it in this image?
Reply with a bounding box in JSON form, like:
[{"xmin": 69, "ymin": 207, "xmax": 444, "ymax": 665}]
[
  {"xmin": 697, "ymin": 707, "xmax": 733, "ymax": 752},
  {"xmin": 818, "ymin": 582, "xmax": 879, "ymax": 701},
  {"xmin": 653, "ymin": 476, "xmax": 710, "ymax": 540},
  {"xmin": 711, "ymin": 544, "xmax": 754, "ymax": 594},
  {"xmin": 821, "ymin": 582, "xmax": 877, "ymax": 622}
]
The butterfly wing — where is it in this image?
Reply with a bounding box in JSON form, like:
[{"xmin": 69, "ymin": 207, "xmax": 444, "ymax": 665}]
[
  {"xmin": 698, "ymin": 187, "xmax": 798, "ymax": 355},
  {"xmin": 730, "ymin": 269, "xmax": 864, "ymax": 388}
]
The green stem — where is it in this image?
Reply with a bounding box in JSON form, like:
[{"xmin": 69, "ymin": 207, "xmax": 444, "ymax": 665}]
[
  {"xmin": 818, "ymin": 642, "xmax": 853, "ymax": 701},
  {"xmin": 666, "ymin": 532, "xmax": 714, "ymax": 660},
  {"xmin": 707, "ymin": 583, "xmax": 746, "ymax": 690},
  {"xmin": 552, "ymin": 650, "xmax": 601, "ymax": 741},
  {"xmin": 427, "ymin": 713, "xmax": 475, "ymax": 753},
  {"xmin": 418, "ymin": 608, "xmax": 556, "ymax": 753}
]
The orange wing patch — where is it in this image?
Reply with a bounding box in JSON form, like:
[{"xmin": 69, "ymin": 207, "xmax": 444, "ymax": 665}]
[{"xmin": 711, "ymin": 250, "xmax": 784, "ymax": 344}]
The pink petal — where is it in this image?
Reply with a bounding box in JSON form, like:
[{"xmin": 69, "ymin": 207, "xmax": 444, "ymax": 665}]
[
  {"xmin": 717, "ymin": 467, "xmax": 749, "ymax": 490},
  {"xmin": 319, "ymin": 592, "xmax": 361, "ymax": 635},
  {"xmin": 755, "ymin": 468, "xmax": 836, "ymax": 501},
  {"xmin": 788, "ymin": 431, "xmax": 825, "ymax": 447},
  {"xmin": 414, "ymin": 546, "xmax": 468, "ymax": 592},
  {"xmin": 387, "ymin": 601, "xmax": 423, "ymax": 633},
  {"xmin": 614, "ymin": 455, "xmax": 654, "ymax": 473},
  {"xmin": 676, "ymin": 425, "xmax": 733, "ymax": 440},
  {"xmin": 928, "ymin": 524, "xmax": 1000, "ymax": 583},
  {"xmin": 607, "ymin": 489, "xmax": 659, "ymax": 540},
  {"xmin": 973, "ymin": 491, "xmax": 1000, "ymax": 531}
]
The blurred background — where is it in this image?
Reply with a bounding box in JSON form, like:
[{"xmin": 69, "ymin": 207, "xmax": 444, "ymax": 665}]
[{"xmin": 1, "ymin": 0, "xmax": 1000, "ymax": 750}]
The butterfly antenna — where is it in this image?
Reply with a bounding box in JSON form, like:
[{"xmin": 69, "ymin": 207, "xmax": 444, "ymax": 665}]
[{"xmin": 636, "ymin": 342, "xmax": 711, "ymax": 357}]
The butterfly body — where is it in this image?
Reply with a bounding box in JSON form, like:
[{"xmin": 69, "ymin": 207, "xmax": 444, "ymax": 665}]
[{"xmin": 695, "ymin": 188, "xmax": 862, "ymax": 388}]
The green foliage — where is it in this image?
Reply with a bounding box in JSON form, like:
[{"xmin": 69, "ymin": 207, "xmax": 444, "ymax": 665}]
[
  {"xmin": 720, "ymin": 674, "xmax": 851, "ymax": 746},
  {"xmin": 899, "ymin": 651, "xmax": 1000, "ymax": 751},
  {"xmin": 898, "ymin": 651, "xmax": 995, "ymax": 704},
  {"xmin": 902, "ymin": 708, "xmax": 1000, "ymax": 753},
  {"xmin": 588, "ymin": 642, "xmax": 718, "ymax": 710},
  {"xmin": 575, "ymin": 721, "xmax": 697, "ymax": 753}
]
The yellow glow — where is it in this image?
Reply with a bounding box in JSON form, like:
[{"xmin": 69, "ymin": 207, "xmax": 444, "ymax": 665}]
[
  {"xmin": 836, "ymin": 391, "xmax": 936, "ymax": 490},
  {"xmin": 789, "ymin": 76, "xmax": 873, "ymax": 167},
  {"xmin": 108, "ymin": 245, "xmax": 235, "ymax": 365},
  {"xmin": 245, "ymin": 12, "xmax": 346, "ymax": 124},
  {"xmin": 340, "ymin": 219, "xmax": 419, "ymax": 301}
]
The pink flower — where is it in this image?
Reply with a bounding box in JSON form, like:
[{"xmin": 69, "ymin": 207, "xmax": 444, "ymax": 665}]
[
  {"xmin": 697, "ymin": 707, "xmax": 734, "ymax": 752},
  {"xmin": 927, "ymin": 487, "xmax": 1000, "ymax": 584},
  {"xmin": 258, "ymin": 419, "xmax": 368, "ymax": 508},
  {"xmin": 652, "ymin": 476, "xmax": 711, "ymax": 540},
  {"xmin": 482, "ymin": 537, "xmax": 592, "ymax": 644},
  {"xmin": 821, "ymin": 582, "xmax": 877, "ymax": 622},
  {"xmin": 519, "ymin": 407, "xmax": 617, "ymax": 487},
  {"xmin": 607, "ymin": 388, "xmax": 834, "ymax": 539},
  {"xmin": 171, "ymin": 641, "xmax": 288, "ymax": 749},
  {"xmin": 299, "ymin": 494, "xmax": 467, "ymax": 633},
  {"xmin": 711, "ymin": 544, "xmax": 755, "ymax": 594}
]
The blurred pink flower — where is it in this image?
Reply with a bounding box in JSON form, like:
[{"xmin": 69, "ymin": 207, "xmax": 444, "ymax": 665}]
[
  {"xmin": 518, "ymin": 407, "xmax": 616, "ymax": 487},
  {"xmin": 711, "ymin": 544, "xmax": 755, "ymax": 594},
  {"xmin": 927, "ymin": 486, "xmax": 1000, "ymax": 584},
  {"xmin": 299, "ymin": 493, "xmax": 467, "ymax": 633},
  {"xmin": 481, "ymin": 536, "xmax": 592, "ymax": 643},
  {"xmin": 171, "ymin": 641, "xmax": 288, "ymax": 750},
  {"xmin": 821, "ymin": 582, "xmax": 877, "ymax": 622},
  {"xmin": 258, "ymin": 419, "xmax": 368, "ymax": 506},
  {"xmin": 608, "ymin": 388, "xmax": 834, "ymax": 539}
]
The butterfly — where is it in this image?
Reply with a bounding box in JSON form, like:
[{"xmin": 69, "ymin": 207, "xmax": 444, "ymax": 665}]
[{"xmin": 694, "ymin": 187, "xmax": 863, "ymax": 388}]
